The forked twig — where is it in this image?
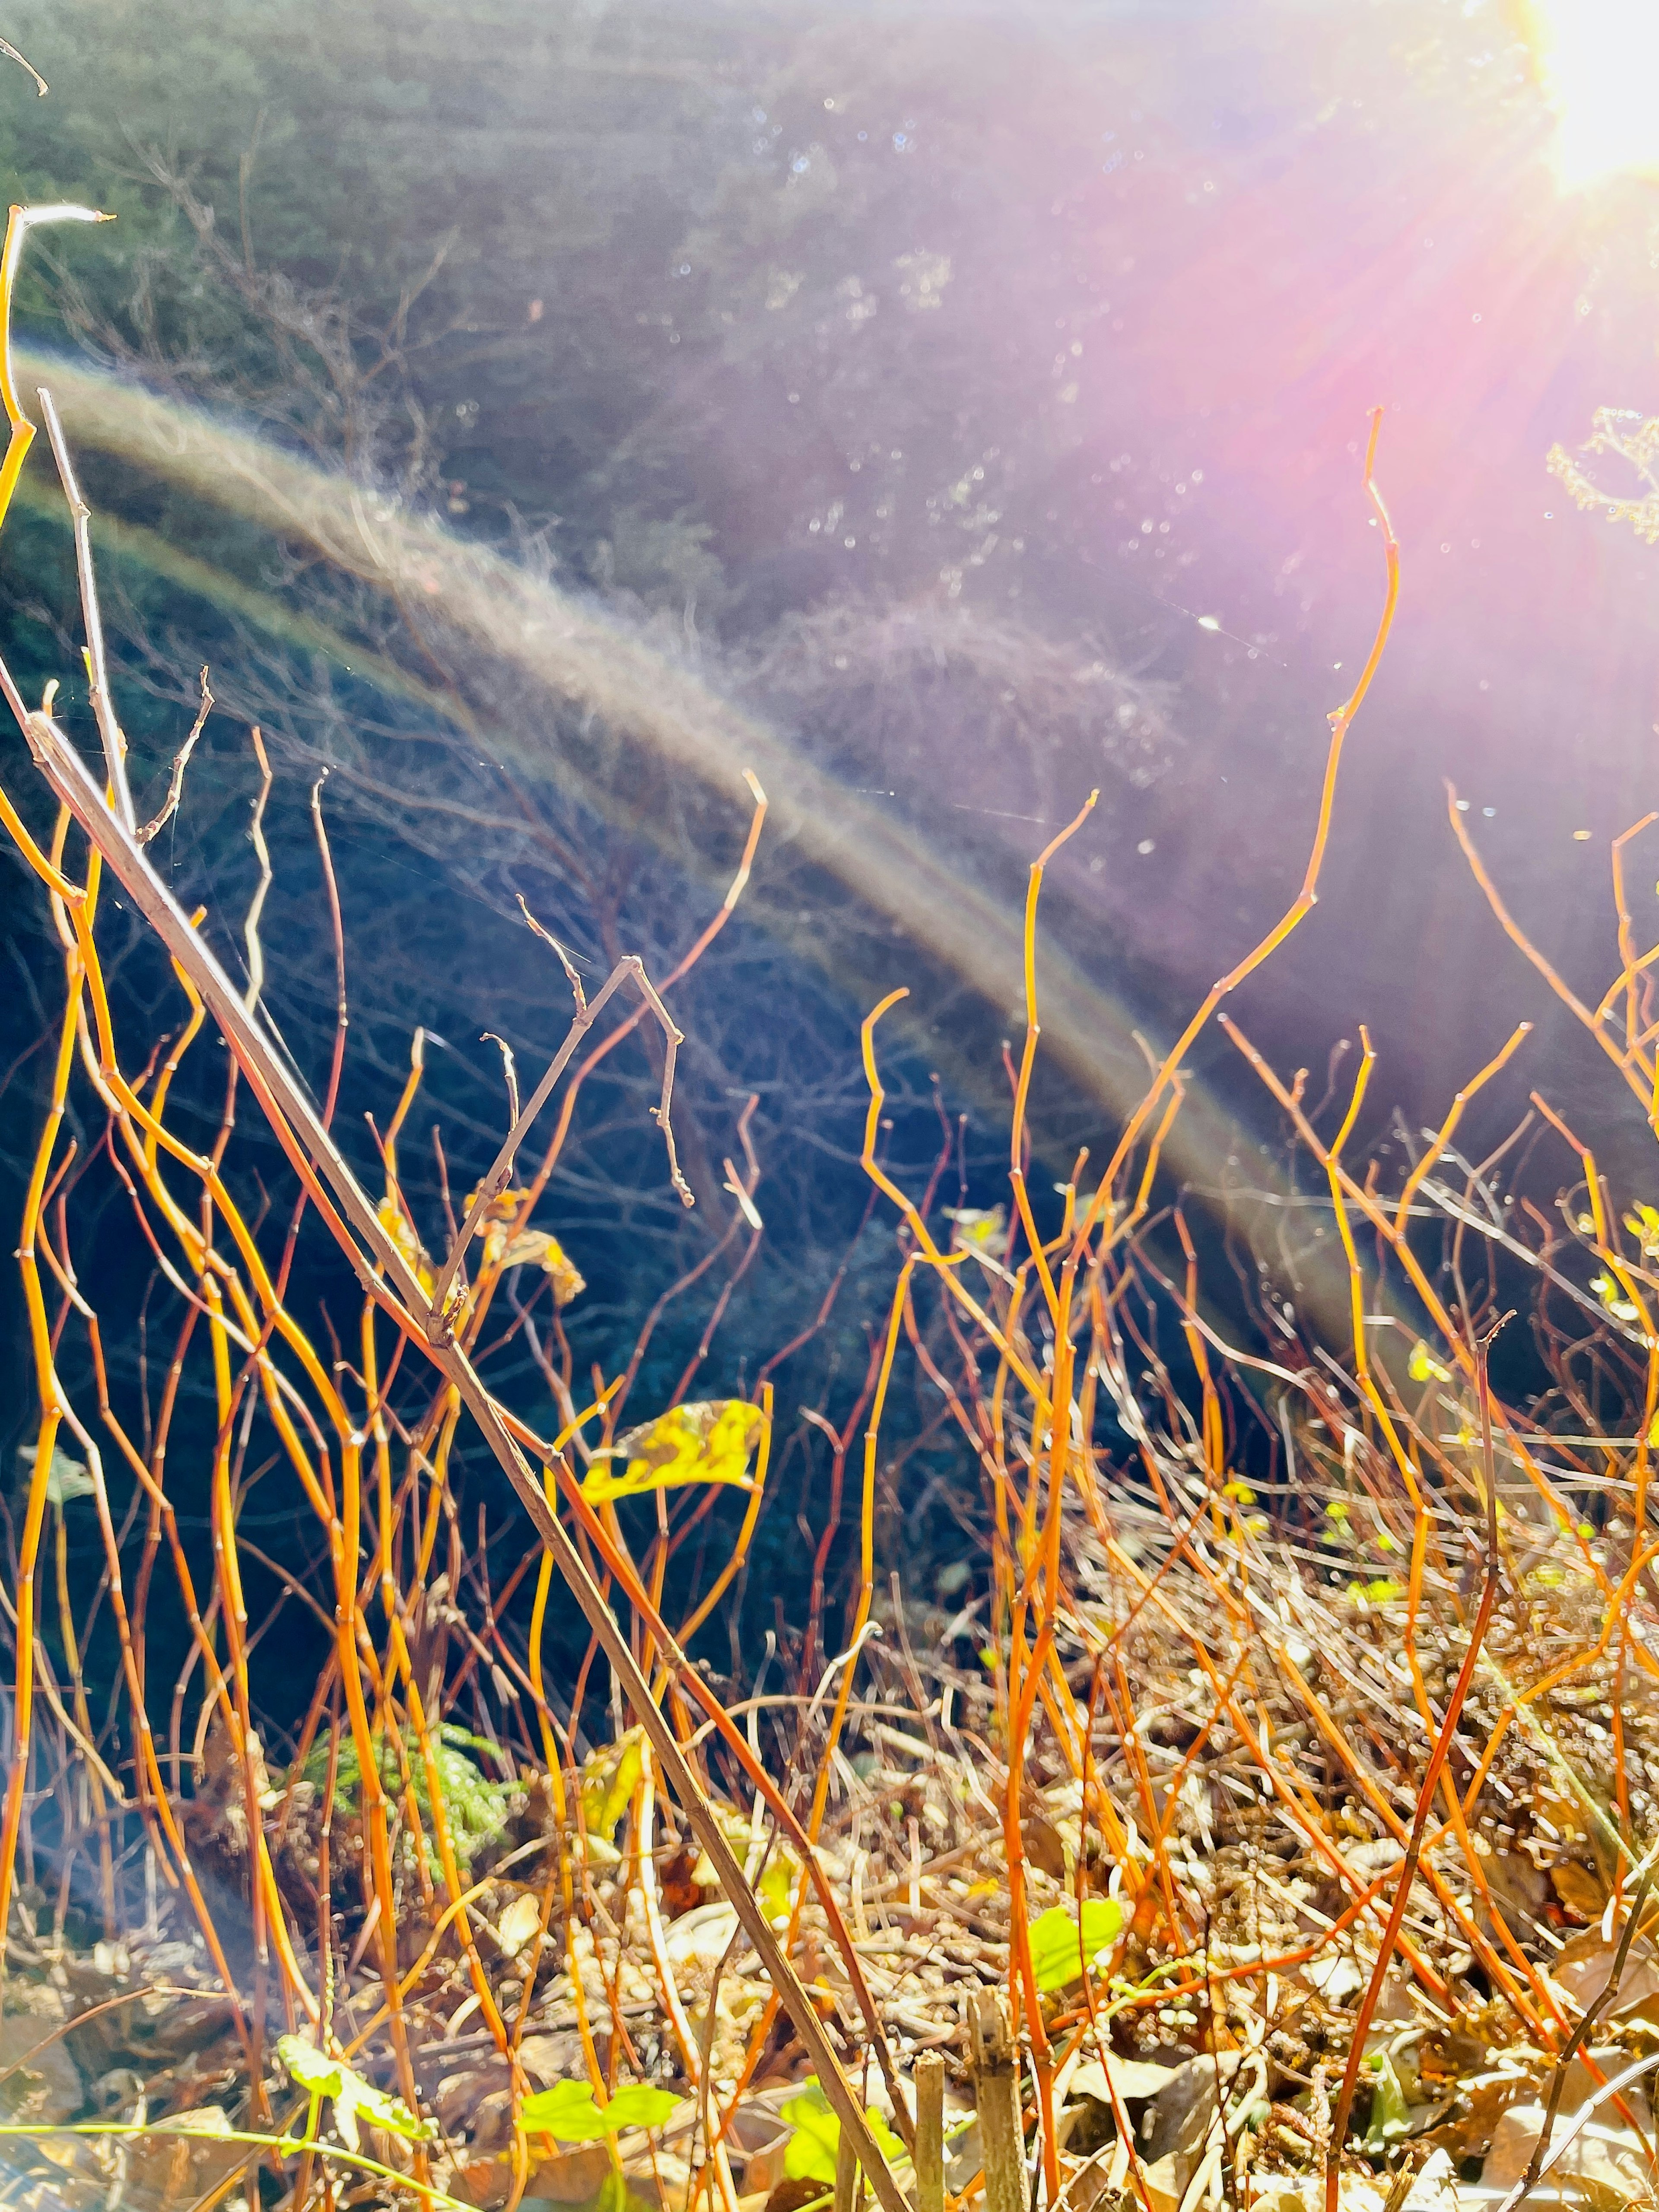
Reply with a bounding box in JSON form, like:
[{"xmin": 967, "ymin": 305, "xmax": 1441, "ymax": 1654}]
[
  {"xmin": 1495, "ymin": 2047, "xmax": 1659, "ymax": 2212},
  {"xmin": 516, "ymin": 893, "xmax": 587, "ymax": 1014},
  {"xmin": 1503, "ymin": 1866, "xmax": 1658, "ymax": 2212},
  {"xmin": 429, "ymin": 952, "xmax": 693, "ymax": 1319},
  {"xmin": 136, "ymin": 666, "xmax": 213, "ymax": 845},
  {"xmin": 1072, "ymin": 406, "xmax": 1398, "ymax": 1258}
]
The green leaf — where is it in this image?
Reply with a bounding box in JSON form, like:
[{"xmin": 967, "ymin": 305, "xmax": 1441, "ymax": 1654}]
[
  {"xmin": 520, "ymin": 2082, "xmax": 611, "ymax": 2142},
  {"xmin": 18, "ymin": 1443, "xmax": 95, "ymax": 1507},
  {"xmin": 518, "ymin": 2079, "xmax": 684, "ymax": 2142},
  {"xmin": 781, "ymin": 2082, "xmax": 841, "ymax": 2185},
  {"xmin": 1026, "ymin": 1898, "xmax": 1124, "ymax": 1993},
  {"xmin": 1363, "ymin": 2051, "xmax": 1411, "ymax": 2150},
  {"xmin": 276, "ymin": 2035, "xmax": 432, "ymax": 2154},
  {"xmin": 276, "ymin": 2036, "xmax": 341, "ymax": 2097},
  {"xmin": 780, "ymin": 2080, "xmax": 906, "ymax": 2185},
  {"xmin": 297, "ymin": 1722, "xmax": 516, "ymax": 1877},
  {"xmin": 602, "ymin": 2085, "xmax": 684, "ymax": 2134}
]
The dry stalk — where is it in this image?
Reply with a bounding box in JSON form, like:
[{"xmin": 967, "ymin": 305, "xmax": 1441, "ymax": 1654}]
[
  {"xmin": 966, "ymin": 1987, "xmax": 1026, "ymax": 2212},
  {"xmin": 914, "ymin": 2051, "xmax": 945, "ymax": 2212}
]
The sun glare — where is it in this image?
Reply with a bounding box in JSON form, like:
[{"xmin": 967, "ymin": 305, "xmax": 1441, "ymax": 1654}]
[{"xmin": 1526, "ymin": 0, "xmax": 1659, "ymax": 192}]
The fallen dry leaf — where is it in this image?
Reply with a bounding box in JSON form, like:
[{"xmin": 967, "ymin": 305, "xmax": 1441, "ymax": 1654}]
[
  {"xmin": 496, "ymin": 1890, "xmax": 546, "ymax": 1955},
  {"xmin": 1068, "ymin": 2055, "xmax": 1182, "ymax": 2106},
  {"xmin": 1481, "ymin": 2096, "xmax": 1656, "ymax": 2202},
  {"xmin": 1549, "ymin": 1859, "xmax": 1607, "ymax": 1923}
]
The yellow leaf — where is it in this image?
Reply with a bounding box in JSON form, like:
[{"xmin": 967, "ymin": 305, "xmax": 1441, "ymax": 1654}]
[
  {"xmin": 1592, "ymin": 1273, "xmax": 1641, "ymax": 1322},
  {"xmin": 687, "ymin": 1807, "xmax": 799, "ymax": 1920},
  {"xmin": 943, "ymin": 1204, "xmax": 1007, "ymax": 1252},
  {"xmin": 377, "ymin": 1192, "xmax": 434, "ymax": 1296},
  {"xmin": 487, "ymin": 1225, "xmax": 586, "ymax": 1307},
  {"xmin": 1408, "ymin": 1340, "xmax": 1450, "ymax": 1384},
  {"xmin": 1549, "ymin": 1859, "xmax": 1606, "ymax": 1921},
  {"xmin": 580, "ymin": 1727, "xmax": 645, "ymax": 1843},
  {"xmin": 465, "ymin": 1181, "xmax": 531, "ymax": 1224},
  {"xmin": 580, "ymin": 1400, "xmax": 766, "ymax": 1506}
]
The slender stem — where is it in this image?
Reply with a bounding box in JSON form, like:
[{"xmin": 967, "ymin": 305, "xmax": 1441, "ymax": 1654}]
[
  {"xmin": 37, "ymin": 386, "xmax": 137, "ymax": 830},
  {"xmin": 1323, "ymin": 1322, "xmax": 1508, "ymax": 2212}
]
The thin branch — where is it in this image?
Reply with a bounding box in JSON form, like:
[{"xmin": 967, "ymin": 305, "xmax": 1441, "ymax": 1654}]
[
  {"xmin": 481, "ymin": 1032, "xmax": 521, "ymax": 1130},
  {"xmin": 1509, "ymin": 1866, "xmax": 1658, "ymax": 2209},
  {"xmin": 136, "ymin": 665, "xmax": 212, "ymax": 844},
  {"xmin": 515, "ymin": 893, "xmax": 587, "ymax": 1014},
  {"xmin": 1497, "ymin": 2048, "xmax": 1659, "ymax": 2212},
  {"xmin": 242, "ymin": 725, "xmax": 273, "ymax": 1014},
  {"xmin": 429, "ymin": 953, "xmax": 691, "ymax": 1319},
  {"xmin": 1324, "ymin": 1315, "xmax": 1510, "ymax": 2212},
  {"xmin": 0, "ymin": 37, "xmax": 47, "ymax": 96},
  {"xmin": 308, "ymin": 768, "xmax": 349, "ymax": 1130},
  {"xmin": 36, "ymin": 385, "xmax": 136, "ymax": 831}
]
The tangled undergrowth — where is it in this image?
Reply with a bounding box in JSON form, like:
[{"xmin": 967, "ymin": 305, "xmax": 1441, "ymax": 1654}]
[{"xmin": 6, "ymin": 124, "xmax": 1659, "ymax": 2212}]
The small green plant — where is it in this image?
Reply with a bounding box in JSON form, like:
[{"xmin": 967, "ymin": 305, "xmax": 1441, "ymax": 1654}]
[
  {"xmin": 277, "ymin": 2034, "xmax": 435, "ymax": 2155},
  {"xmin": 1025, "ymin": 1899, "xmax": 1124, "ymax": 1993},
  {"xmin": 1362, "ymin": 2049, "xmax": 1413, "ymax": 2152},
  {"xmin": 517, "ymin": 2080, "xmax": 685, "ymax": 2142},
  {"xmin": 300, "ymin": 1722, "xmax": 518, "ymax": 1874},
  {"xmin": 518, "ymin": 2078, "xmax": 686, "ymax": 2212},
  {"xmin": 779, "ymin": 2079, "xmax": 908, "ymax": 2187}
]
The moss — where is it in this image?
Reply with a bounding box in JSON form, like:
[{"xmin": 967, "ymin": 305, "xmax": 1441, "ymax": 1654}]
[{"xmin": 300, "ymin": 1722, "xmax": 519, "ymax": 1875}]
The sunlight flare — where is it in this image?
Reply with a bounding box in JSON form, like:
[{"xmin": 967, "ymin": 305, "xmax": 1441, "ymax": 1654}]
[{"xmin": 1526, "ymin": 0, "xmax": 1659, "ymax": 191}]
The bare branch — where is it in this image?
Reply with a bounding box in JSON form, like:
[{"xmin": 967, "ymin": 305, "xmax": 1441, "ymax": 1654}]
[
  {"xmin": 36, "ymin": 385, "xmax": 137, "ymax": 830},
  {"xmin": 629, "ymin": 954, "xmax": 694, "ymax": 1211},
  {"xmin": 22, "ymin": 709, "xmax": 426, "ymax": 1310},
  {"xmin": 242, "ymin": 725, "xmax": 274, "ymax": 1014},
  {"xmin": 429, "ymin": 952, "xmax": 692, "ymax": 1319},
  {"xmin": 136, "ymin": 664, "xmax": 213, "ymax": 844},
  {"xmin": 0, "ymin": 36, "xmax": 47, "ymax": 96},
  {"xmin": 515, "ymin": 892, "xmax": 586, "ymax": 1014},
  {"xmin": 480, "ymin": 1031, "xmax": 521, "ymax": 1129}
]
